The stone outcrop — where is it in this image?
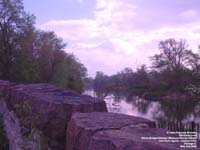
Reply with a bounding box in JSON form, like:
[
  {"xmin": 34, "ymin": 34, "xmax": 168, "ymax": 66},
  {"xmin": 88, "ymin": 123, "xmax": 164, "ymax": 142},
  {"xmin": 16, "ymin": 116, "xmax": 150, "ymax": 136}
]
[
  {"xmin": 0, "ymin": 80, "xmax": 107, "ymax": 150},
  {"xmin": 66, "ymin": 112, "xmax": 198, "ymax": 150},
  {"xmin": 89, "ymin": 128, "xmax": 181, "ymax": 150},
  {"xmin": 0, "ymin": 80, "xmax": 11, "ymax": 97},
  {"xmin": 0, "ymin": 98, "xmax": 40, "ymax": 150},
  {"xmin": 0, "ymin": 80, "xmax": 199, "ymax": 150}
]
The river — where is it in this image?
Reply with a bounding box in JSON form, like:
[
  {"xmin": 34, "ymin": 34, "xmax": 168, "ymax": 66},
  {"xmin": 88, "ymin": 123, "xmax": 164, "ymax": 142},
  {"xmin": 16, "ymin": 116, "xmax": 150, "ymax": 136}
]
[{"xmin": 85, "ymin": 90, "xmax": 200, "ymax": 131}]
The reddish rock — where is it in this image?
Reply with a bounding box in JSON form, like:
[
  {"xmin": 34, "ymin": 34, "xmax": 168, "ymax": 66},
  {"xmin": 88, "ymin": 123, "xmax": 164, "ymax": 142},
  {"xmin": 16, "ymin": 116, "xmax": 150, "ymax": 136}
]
[
  {"xmin": 89, "ymin": 128, "xmax": 181, "ymax": 150},
  {"xmin": 0, "ymin": 80, "xmax": 11, "ymax": 97},
  {"xmin": 66, "ymin": 112, "xmax": 156, "ymax": 150},
  {"xmin": 5, "ymin": 83, "xmax": 107, "ymax": 150},
  {"xmin": 1, "ymin": 81, "xmax": 199, "ymax": 150},
  {"xmin": 66, "ymin": 112, "xmax": 199, "ymax": 150}
]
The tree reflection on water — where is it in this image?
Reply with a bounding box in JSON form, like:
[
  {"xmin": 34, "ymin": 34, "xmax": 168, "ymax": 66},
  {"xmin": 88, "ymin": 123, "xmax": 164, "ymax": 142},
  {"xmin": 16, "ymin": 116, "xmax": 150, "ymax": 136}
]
[
  {"xmin": 85, "ymin": 90, "xmax": 200, "ymax": 131},
  {"xmin": 110, "ymin": 95, "xmax": 200, "ymax": 131}
]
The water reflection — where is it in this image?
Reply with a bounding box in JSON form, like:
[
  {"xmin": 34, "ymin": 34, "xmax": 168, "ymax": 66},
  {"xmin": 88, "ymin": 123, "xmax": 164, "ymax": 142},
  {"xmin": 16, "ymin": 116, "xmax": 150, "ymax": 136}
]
[
  {"xmin": 104, "ymin": 96, "xmax": 162, "ymax": 121},
  {"xmin": 85, "ymin": 90, "xmax": 200, "ymax": 131}
]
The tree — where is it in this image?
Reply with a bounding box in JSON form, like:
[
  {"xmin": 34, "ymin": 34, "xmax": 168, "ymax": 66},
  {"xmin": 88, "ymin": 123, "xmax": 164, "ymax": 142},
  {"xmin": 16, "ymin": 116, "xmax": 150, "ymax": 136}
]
[
  {"xmin": 151, "ymin": 38, "xmax": 193, "ymax": 72},
  {"xmin": 61, "ymin": 54, "xmax": 87, "ymax": 93},
  {"xmin": 34, "ymin": 32, "xmax": 87, "ymax": 93},
  {"xmin": 150, "ymin": 39, "xmax": 196, "ymax": 93},
  {"xmin": 188, "ymin": 69, "xmax": 200, "ymax": 98},
  {"xmin": 11, "ymin": 13, "xmax": 39, "ymax": 82},
  {"xmin": 51, "ymin": 62, "xmax": 69, "ymax": 89},
  {"xmin": 0, "ymin": 0, "xmax": 29, "ymax": 79},
  {"xmin": 11, "ymin": 53, "xmax": 39, "ymax": 82},
  {"xmin": 0, "ymin": 0, "xmax": 88, "ymax": 93},
  {"xmin": 93, "ymin": 72, "xmax": 110, "ymax": 98},
  {"xmin": 34, "ymin": 31, "xmax": 66, "ymax": 82}
]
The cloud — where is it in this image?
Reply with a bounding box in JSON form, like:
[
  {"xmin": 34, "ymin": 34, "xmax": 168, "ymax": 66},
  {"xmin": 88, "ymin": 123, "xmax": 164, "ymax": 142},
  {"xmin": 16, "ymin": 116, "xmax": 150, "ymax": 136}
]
[
  {"xmin": 95, "ymin": 0, "xmax": 137, "ymax": 25},
  {"xmin": 38, "ymin": 0, "xmax": 200, "ymax": 76},
  {"xmin": 38, "ymin": 19, "xmax": 102, "ymax": 41},
  {"xmin": 77, "ymin": 0, "xmax": 83, "ymax": 3},
  {"xmin": 67, "ymin": 46, "xmax": 145, "ymax": 76},
  {"xmin": 178, "ymin": 9, "xmax": 198, "ymax": 19}
]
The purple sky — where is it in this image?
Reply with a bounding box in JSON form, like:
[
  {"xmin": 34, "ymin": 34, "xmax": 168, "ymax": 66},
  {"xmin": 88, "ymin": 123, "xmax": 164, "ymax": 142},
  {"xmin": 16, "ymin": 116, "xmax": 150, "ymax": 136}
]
[{"xmin": 24, "ymin": 0, "xmax": 200, "ymax": 77}]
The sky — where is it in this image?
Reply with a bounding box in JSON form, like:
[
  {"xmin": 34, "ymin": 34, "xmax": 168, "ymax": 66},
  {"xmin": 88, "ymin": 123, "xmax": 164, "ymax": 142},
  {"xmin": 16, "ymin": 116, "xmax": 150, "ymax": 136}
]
[{"xmin": 23, "ymin": 0, "xmax": 200, "ymax": 77}]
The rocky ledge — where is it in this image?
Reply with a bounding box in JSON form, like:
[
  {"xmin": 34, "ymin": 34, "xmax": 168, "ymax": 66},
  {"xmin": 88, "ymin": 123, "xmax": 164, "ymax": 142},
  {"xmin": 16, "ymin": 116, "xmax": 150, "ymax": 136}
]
[
  {"xmin": 0, "ymin": 80, "xmax": 107, "ymax": 150},
  {"xmin": 67, "ymin": 112, "xmax": 199, "ymax": 150},
  {"xmin": 0, "ymin": 80, "xmax": 199, "ymax": 150}
]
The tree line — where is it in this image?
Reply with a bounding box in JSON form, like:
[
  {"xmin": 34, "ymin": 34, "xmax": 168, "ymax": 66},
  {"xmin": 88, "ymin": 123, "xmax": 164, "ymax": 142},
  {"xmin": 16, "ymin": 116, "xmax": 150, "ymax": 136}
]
[
  {"xmin": 92, "ymin": 39, "xmax": 200, "ymax": 100},
  {"xmin": 0, "ymin": 0, "xmax": 87, "ymax": 93}
]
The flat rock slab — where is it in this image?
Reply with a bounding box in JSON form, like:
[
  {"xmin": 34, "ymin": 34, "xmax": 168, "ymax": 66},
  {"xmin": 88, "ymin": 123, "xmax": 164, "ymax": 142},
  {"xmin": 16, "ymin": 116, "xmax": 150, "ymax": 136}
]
[
  {"xmin": 67, "ymin": 112, "xmax": 198, "ymax": 150},
  {"xmin": 89, "ymin": 128, "xmax": 181, "ymax": 150},
  {"xmin": 66, "ymin": 112, "xmax": 156, "ymax": 150},
  {"xmin": 3, "ymin": 83, "xmax": 107, "ymax": 150}
]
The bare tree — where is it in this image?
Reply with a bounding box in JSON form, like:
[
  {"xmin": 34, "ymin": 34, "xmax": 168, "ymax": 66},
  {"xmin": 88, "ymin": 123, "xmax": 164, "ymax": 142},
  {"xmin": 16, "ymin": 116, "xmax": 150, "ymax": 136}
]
[{"xmin": 151, "ymin": 38, "xmax": 194, "ymax": 72}]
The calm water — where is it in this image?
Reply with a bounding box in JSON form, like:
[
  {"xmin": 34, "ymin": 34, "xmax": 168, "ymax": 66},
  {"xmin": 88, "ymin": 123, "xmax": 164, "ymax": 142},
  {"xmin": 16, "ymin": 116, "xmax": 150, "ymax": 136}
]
[{"xmin": 85, "ymin": 90, "xmax": 200, "ymax": 129}]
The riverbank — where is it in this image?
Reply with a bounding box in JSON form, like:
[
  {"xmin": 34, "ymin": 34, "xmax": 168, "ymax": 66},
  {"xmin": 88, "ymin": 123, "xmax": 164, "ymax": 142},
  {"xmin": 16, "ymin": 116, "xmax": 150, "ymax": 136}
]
[{"xmin": 142, "ymin": 92, "xmax": 194, "ymax": 101}]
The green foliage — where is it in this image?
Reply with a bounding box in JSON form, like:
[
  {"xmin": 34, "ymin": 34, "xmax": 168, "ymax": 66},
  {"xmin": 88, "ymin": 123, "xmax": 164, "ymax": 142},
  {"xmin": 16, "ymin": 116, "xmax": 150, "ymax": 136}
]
[
  {"xmin": 11, "ymin": 54, "xmax": 40, "ymax": 83},
  {"xmin": 93, "ymin": 66, "xmax": 151, "ymax": 98},
  {"xmin": 0, "ymin": 0, "xmax": 87, "ymax": 93},
  {"xmin": 187, "ymin": 67, "xmax": 200, "ymax": 99},
  {"xmin": 14, "ymin": 101, "xmax": 34, "ymax": 130},
  {"xmin": 93, "ymin": 39, "xmax": 200, "ymax": 100},
  {"xmin": 93, "ymin": 72, "xmax": 110, "ymax": 98},
  {"xmin": 51, "ymin": 52, "xmax": 87, "ymax": 93},
  {"xmin": 84, "ymin": 77, "xmax": 94, "ymax": 90},
  {"xmin": 151, "ymin": 39, "xmax": 191, "ymax": 72},
  {"xmin": 25, "ymin": 128, "xmax": 36, "ymax": 141},
  {"xmin": 51, "ymin": 62, "xmax": 69, "ymax": 89},
  {"xmin": 14, "ymin": 101, "xmax": 49, "ymax": 148}
]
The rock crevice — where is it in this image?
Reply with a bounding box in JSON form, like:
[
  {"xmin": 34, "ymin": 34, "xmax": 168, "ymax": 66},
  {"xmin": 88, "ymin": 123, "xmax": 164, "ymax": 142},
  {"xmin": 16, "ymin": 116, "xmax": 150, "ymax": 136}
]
[
  {"xmin": 0, "ymin": 98, "xmax": 40, "ymax": 150},
  {"xmin": 0, "ymin": 80, "xmax": 107, "ymax": 150}
]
